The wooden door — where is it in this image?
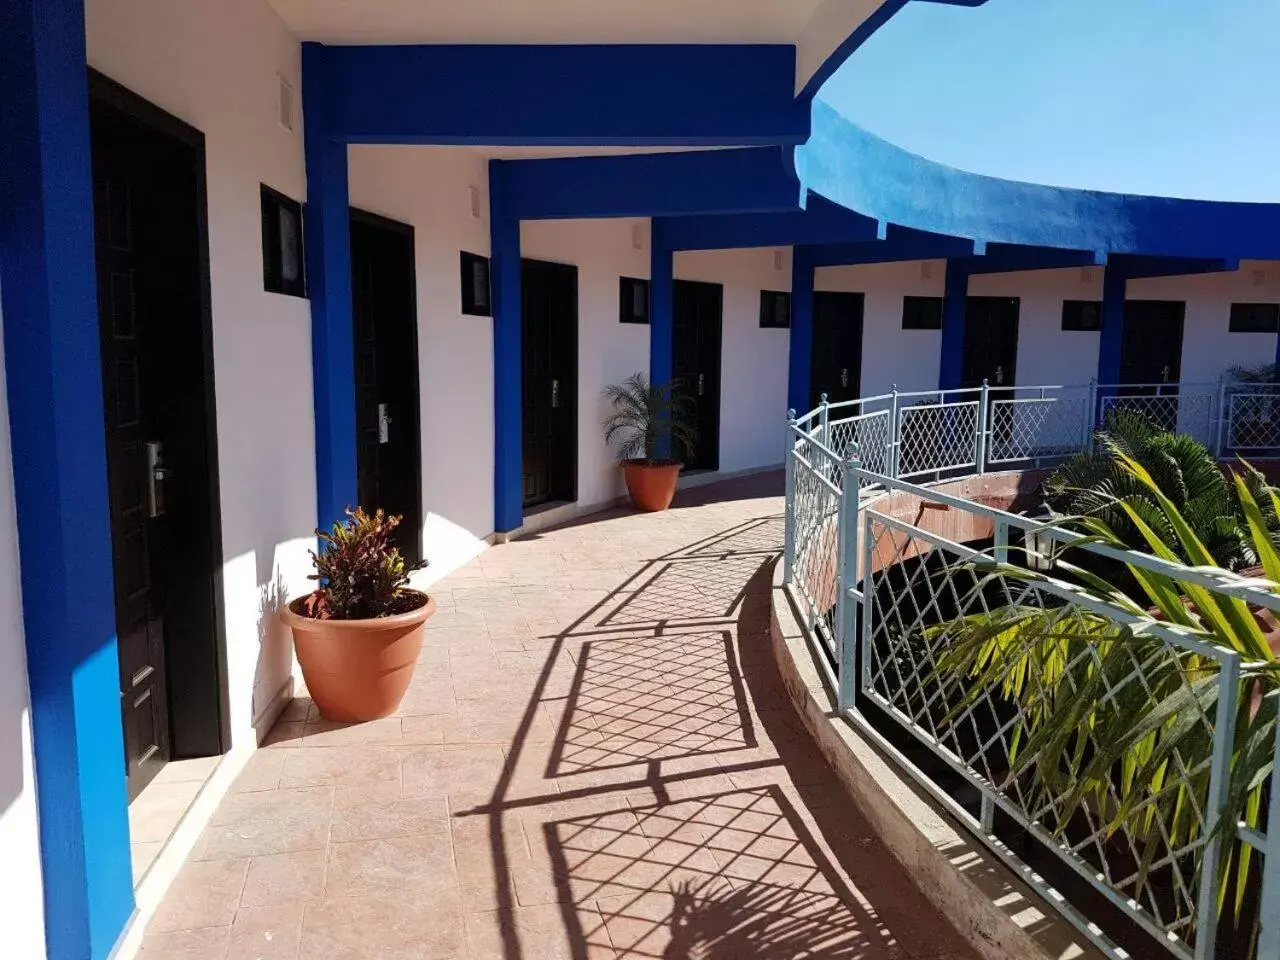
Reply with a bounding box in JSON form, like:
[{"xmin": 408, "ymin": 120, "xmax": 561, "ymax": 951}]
[
  {"xmin": 960, "ymin": 297, "xmax": 1020, "ymax": 390},
  {"xmin": 521, "ymin": 260, "xmax": 578, "ymax": 508},
  {"xmin": 673, "ymin": 280, "xmax": 724, "ymax": 472},
  {"xmin": 811, "ymin": 291, "xmax": 864, "ymax": 409},
  {"xmin": 351, "ymin": 211, "xmax": 422, "ymax": 563},
  {"xmin": 1120, "ymin": 300, "xmax": 1185, "ymax": 387}
]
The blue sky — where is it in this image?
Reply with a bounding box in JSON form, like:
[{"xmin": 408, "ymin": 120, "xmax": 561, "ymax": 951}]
[{"xmin": 819, "ymin": 0, "xmax": 1280, "ymax": 202}]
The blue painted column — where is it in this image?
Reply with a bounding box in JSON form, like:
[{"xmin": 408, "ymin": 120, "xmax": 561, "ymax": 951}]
[
  {"xmin": 0, "ymin": 0, "xmax": 134, "ymax": 957},
  {"xmin": 649, "ymin": 221, "xmax": 675, "ymax": 391},
  {"xmin": 302, "ymin": 43, "xmax": 357, "ymax": 530},
  {"xmin": 788, "ymin": 245, "xmax": 816, "ymax": 412},
  {"xmin": 1097, "ymin": 262, "xmax": 1127, "ymax": 386},
  {"xmin": 938, "ymin": 259, "xmax": 970, "ymax": 389},
  {"xmin": 490, "ymin": 161, "xmax": 524, "ymax": 533}
]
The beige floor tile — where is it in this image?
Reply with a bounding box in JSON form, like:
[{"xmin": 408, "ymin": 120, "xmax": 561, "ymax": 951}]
[
  {"xmin": 148, "ymin": 858, "xmax": 249, "ymax": 933},
  {"xmin": 241, "ymin": 849, "xmax": 327, "ymax": 907},
  {"xmin": 137, "ymin": 927, "xmax": 231, "ymax": 960},
  {"xmin": 323, "ymin": 833, "xmax": 456, "ymax": 900},
  {"xmin": 226, "ymin": 903, "xmax": 305, "ymax": 960},
  {"xmin": 300, "ymin": 891, "xmax": 464, "ymax": 960}
]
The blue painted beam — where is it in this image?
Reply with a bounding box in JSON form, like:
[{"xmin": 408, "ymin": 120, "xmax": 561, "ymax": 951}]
[
  {"xmin": 808, "ymin": 230, "xmax": 975, "ymax": 268},
  {"xmin": 788, "ymin": 247, "xmax": 817, "ymax": 412},
  {"xmin": 499, "ymin": 148, "xmax": 800, "ymax": 221},
  {"xmin": 303, "ymin": 44, "xmax": 358, "ymax": 532},
  {"xmin": 490, "ymin": 164, "xmax": 524, "ymax": 534},
  {"xmin": 798, "ymin": 101, "xmax": 1280, "ymax": 261},
  {"xmin": 938, "ymin": 260, "xmax": 971, "ymax": 390},
  {"xmin": 0, "ymin": 0, "xmax": 134, "ymax": 956},
  {"xmin": 309, "ymin": 43, "xmax": 808, "ymax": 146},
  {"xmin": 1097, "ymin": 263, "xmax": 1128, "ymax": 386},
  {"xmin": 965, "ymin": 244, "xmax": 1105, "ymax": 275},
  {"xmin": 656, "ymin": 196, "xmax": 878, "ymax": 252},
  {"xmin": 1109, "ymin": 254, "xmax": 1237, "ymax": 280}
]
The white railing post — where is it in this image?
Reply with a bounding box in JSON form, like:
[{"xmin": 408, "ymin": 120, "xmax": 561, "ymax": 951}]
[
  {"xmin": 834, "ymin": 441, "xmax": 861, "ymax": 711},
  {"xmin": 976, "ymin": 379, "xmax": 990, "ymax": 474},
  {"xmin": 783, "ymin": 410, "xmax": 797, "ymax": 585},
  {"xmin": 888, "ymin": 384, "xmax": 901, "ymax": 479},
  {"xmin": 1258, "ymin": 720, "xmax": 1280, "ymax": 960},
  {"xmin": 1215, "ymin": 375, "xmax": 1230, "ymax": 457},
  {"xmin": 819, "ymin": 393, "xmax": 830, "ymax": 448},
  {"xmin": 1193, "ymin": 651, "xmax": 1240, "ymax": 960}
]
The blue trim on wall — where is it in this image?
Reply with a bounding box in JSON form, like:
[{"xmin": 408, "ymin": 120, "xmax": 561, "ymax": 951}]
[
  {"xmin": 788, "ymin": 247, "xmax": 816, "ymax": 412},
  {"xmin": 938, "ymin": 260, "xmax": 971, "ymax": 390},
  {"xmin": 0, "ymin": 0, "xmax": 134, "ymax": 957},
  {"xmin": 808, "ymin": 228, "xmax": 975, "ymax": 267},
  {"xmin": 499, "ymin": 148, "xmax": 801, "ymax": 221},
  {"xmin": 490, "ymin": 162, "xmax": 524, "ymax": 533},
  {"xmin": 966, "ymin": 244, "xmax": 1104, "ymax": 275},
  {"xmin": 1097, "ymin": 263, "xmax": 1128, "ymax": 386},
  {"xmin": 302, "ymin": 44, "xmax": 357, "ymax": 532},
  {"xmin": 656, "ymin": 195, "xmax": 878, "ymax": 252},
  {"xmin": 797, "ymin": 101, "xmax": 1280, "ymax": 261},
  {"xmin": 311, "ymin": 43, "xmax": 808, "ymax": 146}
]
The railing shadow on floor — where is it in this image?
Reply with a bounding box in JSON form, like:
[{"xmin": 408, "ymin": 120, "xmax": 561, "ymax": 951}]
[{"xmin": 451, "ymin": 501, "xmax": 972, "ymax": 960}]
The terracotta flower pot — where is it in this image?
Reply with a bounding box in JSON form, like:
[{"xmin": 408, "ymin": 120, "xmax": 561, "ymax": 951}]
[
  {"xmin": 281, "ymin": 590, "xmax": 436, "ymax": 722},
  {"xmin": 622, "ymin": 460, "xmax": 682, "ymax": 512}
]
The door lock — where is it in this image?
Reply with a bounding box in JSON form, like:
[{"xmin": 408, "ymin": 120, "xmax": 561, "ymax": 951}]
[
  {"xmin": 840, "ymin": 368, "xmax": 849, "ymax": 389},
  {"xmin": 697, "ymin": 373, "xmax": 705, "ymax": 397},
  {"xmin": 145, "ymin": 441, "xmax": 169, "ymax": 519},
  {"xmin": 551, "ymin": 379, "xmax": 561, "ymax": 409},
  {"xmin": 377, "ymin": 403, "xmax": 392, "ymax": 444}
]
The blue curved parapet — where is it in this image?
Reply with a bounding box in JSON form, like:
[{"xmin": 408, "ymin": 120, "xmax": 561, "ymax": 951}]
[{"xmin": 795, "ymin": 100, "xmax": 1280, "ymax": 260}]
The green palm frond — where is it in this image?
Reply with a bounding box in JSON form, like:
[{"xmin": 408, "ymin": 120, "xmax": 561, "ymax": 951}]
[{"xmin": 601, "ymin": 371, "xmax": 698, "ymax": 464}]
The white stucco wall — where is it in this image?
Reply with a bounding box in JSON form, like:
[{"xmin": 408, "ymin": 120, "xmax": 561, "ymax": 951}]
[
  {"xmin": 522, "ymin": 218, "xmax": 651, "ymax": 508},
  {"xmin": 348, "ymin": 146, "xmax": 495, "ymax": 578},
  {"xmin": 816, "ymin": 260, "xmax": 944, "ymax": 396},
  {"xmin": 86, "ymin": 0, "xmax": 314, "ymax": 740},
  {"xmin": 0, "ymin": 282, "xmax": 48, "ymax": 960},
  {"xmin": 675, "ymin": 247, "xmax": 791, "ymax": 472}
]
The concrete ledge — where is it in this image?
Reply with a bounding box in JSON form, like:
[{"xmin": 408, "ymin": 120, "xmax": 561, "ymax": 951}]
[{"xmin": 769, "ymin": 560, "xmax": 1101, "ymax": 960}]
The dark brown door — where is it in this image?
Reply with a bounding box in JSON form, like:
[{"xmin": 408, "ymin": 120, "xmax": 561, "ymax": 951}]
[
  {"xmin": 351, "ymin": 211, "xmax": 422, "ymax": 563},
  {"xmin": 673, "ymin": 280, "xmax": 723, "ymax": 472},
  {"xmin": 91, "ymin": 82, "xmax": 226, "ymax": 799},
  {"xmin": 1120, "ymin": 300, "xmax": 1184, "ymax": 387},
  {"xmin": 960, "ymin": 297, "xmax": 1020, "ymax": 390},
  {"xmin": 521, "ymin": 259, "xmax": 578, "ymax": 509},
  {"xmin": 811, "ymin": 291, "xmax": 864, "ymax": 409}
]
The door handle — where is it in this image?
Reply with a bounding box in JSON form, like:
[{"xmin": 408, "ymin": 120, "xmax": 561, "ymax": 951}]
[
  {"xmin": 145, "ymin": 440, "xmax": 169, "ymax": 518},
  {"xmin": 377, "ymin": 403, "xmax": 392, "ymax": 444},
  {"xmin": 1161, "ymin": 365, "xmax": 1170, "ymax": 383},
  {"xmin": 551, "ymin": 379, "xmax": 561, "ymax": 409},
  {"xmin": 697, "ymin": 373, "xmax": 705, "ymax": 397},
  {"xmin": 995, "ymin": 365, "xmax": 1005, "ymax": 386},
  {"xmin": 840, "ymin": 368, "xmax": 849, "ymax": 389}
]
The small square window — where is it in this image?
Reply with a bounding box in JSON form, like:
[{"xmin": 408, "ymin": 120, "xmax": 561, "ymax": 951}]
[
  {"xmin": 1229, "ymin": 302, "xmax": 1280, "ymax": 333},
  {"xmin": 460, "ymin": 252, "xmax": 491, "ymax": 316},
  {"xmin": 261, "ymin": 185, "xmax": 305, "ymax": 298},
  {"xmin": 619, "ymin": 277, "xmax": 649, "ymax": 324},
  {"xmin": 759, "ymin": 290, "xmax": 790, "ymax": 329},
  {"xmin": 1062, "ymin": 300, "xmax": 1102, "ymax": 331},
  {"xmin": 902, "ymin": 296, "xmax": 943, "ymax": 330}
]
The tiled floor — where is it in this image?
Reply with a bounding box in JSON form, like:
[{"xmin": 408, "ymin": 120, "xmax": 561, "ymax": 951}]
[
  {"xmin": 137, "ymin": 473, "xmax": 978, "ymax": 959},
  {"xmin": 130, "ymin": 756, "xmax": 222, "ymax": 885}
]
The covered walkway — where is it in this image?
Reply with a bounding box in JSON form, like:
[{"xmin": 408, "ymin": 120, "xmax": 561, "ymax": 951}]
[{"xmin": 137, "ymin": 474, "xmax": 975, "ymax": 959}]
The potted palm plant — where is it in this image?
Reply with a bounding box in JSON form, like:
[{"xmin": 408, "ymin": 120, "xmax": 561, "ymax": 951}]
[
  {"xmin": 281, "ymin": 508, "xmax": 433, "ymax": 721},
  {"xmin": 603, "ymin": 372, "xmax": 697, "ymax": 512}
]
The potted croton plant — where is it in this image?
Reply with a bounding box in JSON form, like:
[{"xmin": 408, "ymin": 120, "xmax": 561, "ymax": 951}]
[
  {"xmin": 281, "ymin": 507, "xmax": 433, "ymax": 722},
  {"xmin": 603, "ymin": 372, "xmax": 697, "ymax": 512}
]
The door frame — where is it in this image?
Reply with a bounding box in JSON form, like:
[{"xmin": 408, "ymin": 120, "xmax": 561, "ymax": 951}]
[
  {"xmin": 810, "ymin": 290, "xmax": 864, "ymax": 409},
  {"xmin": 1120, "ymin": 299, "xmax": 1186, "ymax": 386},
  {"xmin": 961, "ymin": 296, "xmax": 1021, "ymax": 390},
  {"xmin": 88, "ymin": 69, "xmax": 230, "ymax": 760},
  {"xmin": 349, "ymin": 206, "xmax": 424, "ymax": 561},
  {"xmin": 673, "ymin": 278, "xmax": 724, "ymax": 472},
  {"xmin": 520, "ymin": 257, "xmax": 579, "ymax": 509}
]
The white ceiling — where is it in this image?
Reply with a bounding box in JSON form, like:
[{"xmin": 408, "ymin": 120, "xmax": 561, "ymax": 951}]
[{"xmin": 264, "ymin": 0, "xmax": 827, "ymax": 45}]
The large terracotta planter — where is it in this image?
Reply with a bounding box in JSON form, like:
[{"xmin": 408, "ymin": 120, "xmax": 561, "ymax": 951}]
[
  {"xmin": 281, "ymin": 590, "xmax": 436, "ymax": 722},
  {"xmin": 622, "ymin": 460, "xmax": 682, "ymax": 512}
]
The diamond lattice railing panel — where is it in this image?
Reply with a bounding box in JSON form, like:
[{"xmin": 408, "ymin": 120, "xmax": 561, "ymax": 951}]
[
  {"xmin": 988, "ymin": 398, "xmax": 1087, "ymax": 463},
  {"xmin": 862, "ymin": 513, "xmax": 1223, "ymax": 952},
  {"xmin": 1100, "ymin": 392, "xmax": 1215, "ymax": 447},
  {"xmin": 897, "ymin": 402, "xmax": 979, "ymax": 477},
  {"xmin": 827, "ymin": 411, "xmax": 890, "ymax": 475},
  {"xmin": 791, "ymin": 447, "xmax": 842, "ymax": 656},
  {"xmin": 1228, "ymin": 392, "xmax": 1280, "ymax": 451}
]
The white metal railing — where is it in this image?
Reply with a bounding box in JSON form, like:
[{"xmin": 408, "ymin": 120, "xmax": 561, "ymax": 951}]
[{"xmin": 782, "ymin": 379, "xmax": 1280, "ymax": 960}]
